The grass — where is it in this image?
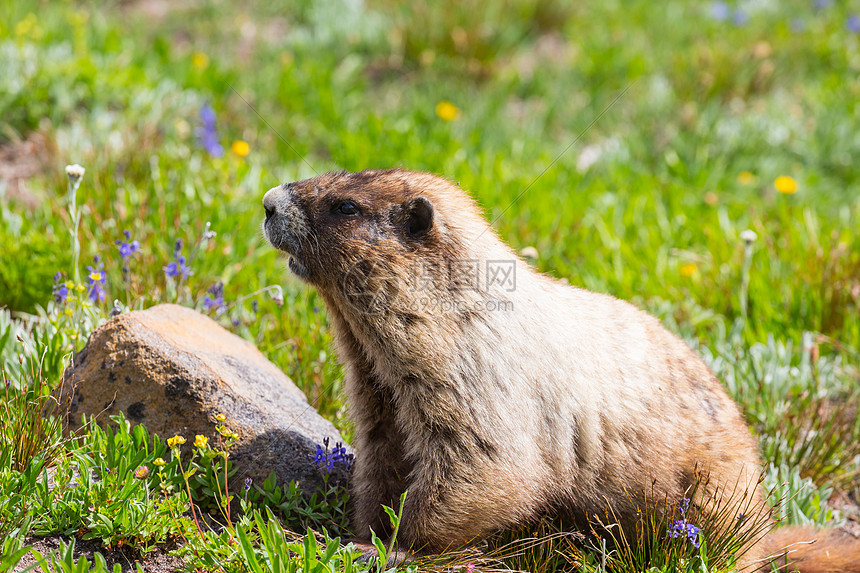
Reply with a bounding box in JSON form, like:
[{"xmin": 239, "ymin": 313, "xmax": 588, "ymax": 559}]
[{"xmin": 1, "ymin": 0, "xmax": 859, "ymax": 570}]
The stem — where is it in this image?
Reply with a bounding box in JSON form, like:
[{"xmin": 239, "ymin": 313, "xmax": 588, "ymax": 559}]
[
  {"xmin": 227, "ymin": 285, "xmax": 283, "ymax": 310},
  {"xmin": 739, "ymin": 242, "xmax": 754, "ymax": 323},
  {"xmin": 176, "ymin": 456, "xmax": 203, "ymax": 537},
  {"xmin": 68, "ymin": 176, "xmax": 83, "ymax": 286}
]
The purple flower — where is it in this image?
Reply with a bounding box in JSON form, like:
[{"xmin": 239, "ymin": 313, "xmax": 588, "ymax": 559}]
[
  {"xmin": 198, "ymin": 103, "xmax": 224, "ymax": 158},
  {"xmin": 203, "ymin": 282, "xmax": 227, "ymax": 315},
  {"xmin": 165, "ymin": 240, "xmax": 190, "ymax": 279},
  {"xmin": 53, "ymin": 273, "xmax": 69, "ymax": 304},
  {"xmin": 848, "ymin": 15, "xmax": 860, "ymax": 34},
  {"xmin": 251, "ymin": 300, "xmax": 259, "ymax": 314},
  {"xmin": 86, "ymin": 258, "xmax": 107, "ymax": 303},
  {"xmin": 678, "ymin": 497, "xmax": 690, "ymax": 515},
  {"xmin": 792, "ymin": 18, "xmax": 806, "ymax": 32},
  {"xmin": 709, "ymin": 1, "xmax": 730, "ymax": 21},
  {"xmin": 164, "ymin": 257, "xmax": 189, "ymax": 279},
  {"xmin": 314, "ymin": 439, "xmax": 354, "ymax": 474},
  {"xmin": 814, "ymin": 0, "xmax": 832, "ymax": 10},
  {"xmin": 668, "ymin": 519, "xmax": 702, "ymax": 549},
  {"xmin": 116, "ymin": 231, "xmax": 140, "ymax": 260},
  {"xmin": 733, "ymin": 9, "xmax": 748, "ymax": 26},
  {"xmin": 244, "ymin": 477, "xmax": 253, "ymax": 491}
]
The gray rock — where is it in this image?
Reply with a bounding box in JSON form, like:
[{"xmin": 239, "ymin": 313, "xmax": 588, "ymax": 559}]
[{"xmin": 60, "ymin": 303, "xmax": 349, "ymax": 491}]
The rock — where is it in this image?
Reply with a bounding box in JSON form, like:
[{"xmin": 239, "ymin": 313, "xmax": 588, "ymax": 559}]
[{"xmin": 60, "ymin": 303, "xmax": 348, "ymax": 491}]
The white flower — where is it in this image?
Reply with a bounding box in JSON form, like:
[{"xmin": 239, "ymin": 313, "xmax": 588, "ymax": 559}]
[
  {"xmin": 740, "ymin": 229, "xmax": 757, "ymax": 244},
  {"xmin": 65, "ymin": 164, "xmax": 85, "ymax": 179},
  {"xmin": 520, "ymin": 246, "xmax": 539, "ymax": 259}
]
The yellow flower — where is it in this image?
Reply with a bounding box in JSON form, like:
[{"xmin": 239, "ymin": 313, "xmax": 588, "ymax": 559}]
[
  {"xmin": 191, "ymin": 51, "xmax": 209, "ymax": 70},
  {"xmin": 736, "ymin": 171, "xmax": 754, "ymax": 185},
  {"xmin": 64, "ymin": 308, "xmax": 74, "ymax": 316},
  {"xmin": 65, "ymin": 281, "xmax": 75, "ymax": 290},
  {"xmin": 153, "ymin": 457, "xmax": 166, "ymax": 467},
  {"xmin": 76, "ymin": 284, "xmax": 86, "ymax": 293},
  {"xmin": 774, "ymin": 175, "xmax": 797, "ymax": 194},
  {"xmin": 89, "ymin": 272, "xmax": 102, "ymax": 282},
  {"xmin": 231, "ymin": 140, "xmax": 250, "ymax": 157},
  {"xmin": 435, "ymin": 101, "xmax": 460, "ymax": 122},
  {"xmin": 215, "ymin": 414, "xmax": 227, "ymax": 422},
  {"xmin": 15, "ymin": 14, "xmax": 36, "ymax": 38},
  {"xmin": 679, "ymin": 263, "xmax": 697, "ymax": 278},
  {"xmin": 167, "ymin": 435, "xmax": 186, "ymax": 448},
  {"xmin": 194, "ymin": 435, "xmax": 209, "ymax": 449}
]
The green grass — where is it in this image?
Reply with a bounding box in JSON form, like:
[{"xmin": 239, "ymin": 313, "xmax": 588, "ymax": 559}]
[{"xmin": 1, "ymin": 0, "xmax": 859, "ymax": 570}]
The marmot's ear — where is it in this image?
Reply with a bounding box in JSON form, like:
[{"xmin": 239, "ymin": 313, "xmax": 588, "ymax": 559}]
[{"xmin": 404, "ymin": 196, "xmax": 434, "ymax": 237}]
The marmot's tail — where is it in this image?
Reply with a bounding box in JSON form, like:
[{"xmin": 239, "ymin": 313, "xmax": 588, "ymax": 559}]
[{"xmin": 758, "ymin": 526, "xmax": 860, "ymax": 572}]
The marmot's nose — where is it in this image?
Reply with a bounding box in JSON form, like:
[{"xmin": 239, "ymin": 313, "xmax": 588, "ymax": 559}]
[{"xmin": 262, "ymin": 188, "xmax": 279, "ymax": 221}]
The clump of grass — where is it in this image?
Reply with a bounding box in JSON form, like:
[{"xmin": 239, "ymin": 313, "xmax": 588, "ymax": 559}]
[
  {"xmin": 0, "ymin": 353, "xmax": 72, "ymax": 473},
  {"xmin": 582, "ymin": 471, "xmax": 774, "ymax": 573}
]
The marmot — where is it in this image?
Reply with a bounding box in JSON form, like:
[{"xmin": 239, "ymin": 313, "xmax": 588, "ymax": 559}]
[{"xmin": 262, "ymin": 169, "xmax": 860, "ymax": 571}]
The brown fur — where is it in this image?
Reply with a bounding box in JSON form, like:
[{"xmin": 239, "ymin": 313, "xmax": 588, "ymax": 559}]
[{"xmin": 262, "ymin": 169, "xmax": 860, "ymax": 571}]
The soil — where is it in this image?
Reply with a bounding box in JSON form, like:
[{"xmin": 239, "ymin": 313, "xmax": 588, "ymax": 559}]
[{"xmin": 12, "ymin": 536, "xmax": 186, "ymax": 573}]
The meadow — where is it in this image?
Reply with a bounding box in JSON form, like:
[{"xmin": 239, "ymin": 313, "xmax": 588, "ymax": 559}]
[{"xmin": 1, "ymin": 0, "xmax": 859, "ymax": 571}]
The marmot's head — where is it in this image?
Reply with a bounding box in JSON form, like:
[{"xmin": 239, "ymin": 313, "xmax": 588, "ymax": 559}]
[{"xmin": 263, "ymin": 170, "xmax": 492, "ymax": 309}]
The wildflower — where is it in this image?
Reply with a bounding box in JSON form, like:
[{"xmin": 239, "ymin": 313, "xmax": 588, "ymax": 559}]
[
  {"xmin": 191, "ymin": 51, "xmax": 209, "ymax": 70},
  {"xmin": 251, "ymin": 300, "xmax": 259, "ymax": 314},
  {"xmin": 332, "ymin": 442, "xmax": 354, "ymax": 471},
  {"xmin": 848, "ymin": 15, "xmax": 860, "ymax": 34},
  {"xmin": 435, "ymin": 100, "xmax": 460, "ymax": 122},
  {"xmin": 244, "ymin": 477, "xmax": 253, "ymax": 490},
  {"xmin": 813, "ymin": 0, "xmax": 832, "ymax": 10},
  {"xmin": 314, "ymin": 443, "xmax": 332, "ymax": 473},
  {"xmin": 202, "ymin": 222, "xmax": 216, "ymax": 241},
  {"xmin": 678, "ymin": 497, "xmax": 690, "ymax": 515},
  {"xmin": 668, "ymin": 519, "xmax": 702, "ymax": 549},
  {"xmin": 732, "ymin": 9, "xmax": 748, "ymax": 26},
  {"xmin": 164, "ymin": 239, "xmax": 190, "ymax": 279},
  {"xmin": 270, "ymin": 285, "xmax": 284, "ymax": 306},
  {"xmin": 86, "ymin": 257, "xmax": 107, "ymax": 303},
  {"xmin": 736, "ymin": 171, "xmax": 754, "ymax": 185},
  {"xmin": 203, "ymin": 282, "xmax": 227, "ymax": 315},
  {"xmin": 194, "ymin": 434, "xmax": 209, "ymax": 449},
  {"xmin": 134, "ymin": 466, "xmax": 150, "ymax": 479},
  {"xmin": 110, "ymin": 299, "xmax": 123, "ymax": 317},
  {"xmin": 153, "ymin": 457, "xmax": 166, "ymax": 467},
  {"xmin": 741, "ymin": 229, "xmax": 757, "ymax": 244},
  {"xmin": 774, "ymin": 175, "xmax": 798, "ymax": 194},
  {"xmin": 679, "ymin": 264, "xmax": 697, "ymax": 278},
  {"xmin": 709, "ymin": 1, "xmax": 730, "ymax": 21},
  {"xmin": 198, "ymin": 102, "xmax": 224, "ymax": 157},
  {"xmin": 167, "ymin": 435, "xmax": 186, "ymax": 448},
  {"xmin": 231, "ymin": 140, "xmax": 250, "ymax": 157},
  {"xmin": 65, "ymin": 164, "xmax": 86, "ymax": 182},
  {"xmin": 115, "ymin": 230, "xmax": 140, "ymax": 260},
  {"xmin": 315, "ymin": 439, "xmax": 353, "ymax": 473},
  {"xmin": 215, "ymin": 413, "xmax": 227, "ymax": 422},
  {"xmin": 53, "ymin": 273, "xmax": 69, "ymax": 304},
  {"xmin": 791, "ymin": 18, "xmax": 806, "ymax": 32}
]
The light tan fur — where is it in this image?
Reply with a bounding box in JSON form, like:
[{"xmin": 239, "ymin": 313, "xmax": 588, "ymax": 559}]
[{"xmin": 262, "ymin": 169, "xmax": 859, "ymax": 571}]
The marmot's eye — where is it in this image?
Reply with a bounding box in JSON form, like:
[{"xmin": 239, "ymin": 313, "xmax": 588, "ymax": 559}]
[{"xmin": 335, "ymin": 201, "xmax": 360, "ymax": 216}]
